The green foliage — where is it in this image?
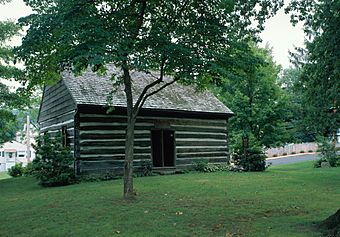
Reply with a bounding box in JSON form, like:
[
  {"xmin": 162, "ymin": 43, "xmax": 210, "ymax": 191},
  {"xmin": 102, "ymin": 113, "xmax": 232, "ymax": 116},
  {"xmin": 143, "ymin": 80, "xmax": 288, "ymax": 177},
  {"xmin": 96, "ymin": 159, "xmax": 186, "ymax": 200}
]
[
  {"xmin": 278, "ymin": 67, "xmax": 315, "ymax": 142},
  {"xmin": 32, "ymin": 134, "xmax": 75, "ymax": 187},
  {"xmin": 0, "ymin": 1, "xmax": 29, "ymax": 143},
  {"xmin": 286, "ymin": 0, "xmax": 340, "ymax": 137},
  {"xmin": 23, "ymin": 162, "xmax": 34, "ymax": 176},
  {"xmin": 7, "ymin": 163, "xmax": 25, "ymax": 177},
  {"xmin": 193, "ymin": 160, "xmax": 228, "ymax": 173},
  {"xmin": 16, "ymin": 0, "xmax": 283, "ymax": 88},
  {"xmin": 232, "ymin": 135, "xmax": 267, "ymax": 172},
  {"xmin": 213, "ymin": 44, "xmax": 292, "ymax": 149},
  {"xmin": 138, "ymin": 160, "xmax": 153, "ymax": 177},
  {"xmin": 314, "ymin": 136, "xmax": 340, "ymax": 168},
  {"xmin": 80, "ymin": 172, "xmax": 119, "ymax": 182}
]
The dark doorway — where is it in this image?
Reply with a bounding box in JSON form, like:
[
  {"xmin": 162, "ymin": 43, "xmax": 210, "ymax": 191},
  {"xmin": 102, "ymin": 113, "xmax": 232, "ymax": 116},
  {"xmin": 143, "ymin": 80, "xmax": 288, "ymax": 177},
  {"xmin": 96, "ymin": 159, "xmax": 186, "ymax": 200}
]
[{"xmin": 151, "ymin": 130, "xmax": 175, "ymax": 167}]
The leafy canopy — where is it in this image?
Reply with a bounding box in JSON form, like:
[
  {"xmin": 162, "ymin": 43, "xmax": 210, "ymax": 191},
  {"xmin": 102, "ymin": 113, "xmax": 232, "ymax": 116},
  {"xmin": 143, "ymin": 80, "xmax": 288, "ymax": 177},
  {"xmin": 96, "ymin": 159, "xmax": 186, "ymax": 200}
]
[
  {"xmin": 0, "ymin": 2, "xmax": 28, "ymax": 143},
  {"xmin": 286, "ymin": 0, "xmax": 340, "ymax": 137},
  {"xmin": 17, "ymin": 0, "xmax": 283, "ymax": 85},
  {"xmin": 213, "ymin": 43, "xmax": 291, "ymax": 148}
]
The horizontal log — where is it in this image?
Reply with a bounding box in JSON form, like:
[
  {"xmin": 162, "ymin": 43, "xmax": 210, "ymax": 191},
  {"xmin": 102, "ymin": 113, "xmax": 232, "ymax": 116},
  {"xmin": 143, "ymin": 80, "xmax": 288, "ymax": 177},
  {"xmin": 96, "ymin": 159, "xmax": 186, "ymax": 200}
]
[
  {"xmin": 40, "ymin": 119, "xmax": 74, "ymax": 132},
  {"xmin": 79, "ymin": 153, "xmax": 151, "ymax": 160},
  {"xmin": 176, "ymin": 132, "xmax": 226, "ymax": 139},
  {"xmin": 79, "ymin": 133, "xmax": 150, "ymax": 140},
  {"xmin": 176, "ymin": 146, "xmax": 228, "ymax": 153},
  {"xmin": 177, "ymin": 152, "xmax": 228, "ymax": 159},
  {"xmin": 77, "ymin": 159, "xmax": 152, "ymax": 175},
  {"xmin": 41, "ymin": 89, "xmax": 74, "ymax": 112},
  {"xmin": 176, "ymin": 140, "xmax": 227, "ymax": 146},
  {"xmin": 79, "ymin": 124, "xmax": 153, "ymax": 131},
  {"xmin": 80, "ymin": 146, "xmax": 151, "ymax": 155},
  {"xmin": 39, "ymin": 110, "xmax": 75, "ymax": 125},
  {"xmin": 176, "ymin": 157, "xmax": 228, "ymax": 165},
  {"xmin": 79, "ymin": 139, "xmax": 150, "ymax": 147},
  {"xmin": 40, "ymin": 104, "xmax": 76, "ymax": 121},
  {"xmin": 171, "ymin": 125, "xmax": 227, "ymax": 133}
]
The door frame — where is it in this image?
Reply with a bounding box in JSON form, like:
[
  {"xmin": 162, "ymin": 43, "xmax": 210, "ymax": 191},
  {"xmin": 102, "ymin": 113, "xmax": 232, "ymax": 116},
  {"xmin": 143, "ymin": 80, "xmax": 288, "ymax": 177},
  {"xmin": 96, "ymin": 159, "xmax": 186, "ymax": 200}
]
[{"xmin": 150, "ymin": 128, "xmax": 176, "ymax": 168}]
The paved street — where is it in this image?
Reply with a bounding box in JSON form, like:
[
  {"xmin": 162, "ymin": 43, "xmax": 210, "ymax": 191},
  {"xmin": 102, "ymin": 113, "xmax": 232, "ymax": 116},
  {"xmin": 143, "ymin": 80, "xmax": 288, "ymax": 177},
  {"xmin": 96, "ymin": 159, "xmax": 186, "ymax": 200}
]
[{"xmin": 266, "ymin": 153, "xmax": 318, "ymax": 166}]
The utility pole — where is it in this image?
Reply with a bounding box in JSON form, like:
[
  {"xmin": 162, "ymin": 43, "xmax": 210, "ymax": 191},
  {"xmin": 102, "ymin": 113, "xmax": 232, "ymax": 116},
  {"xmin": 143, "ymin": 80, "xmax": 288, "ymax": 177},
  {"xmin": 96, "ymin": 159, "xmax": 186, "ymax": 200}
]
[{"xmin": 26, "ymin": 115, "xmax": 31, "ymax": 163}]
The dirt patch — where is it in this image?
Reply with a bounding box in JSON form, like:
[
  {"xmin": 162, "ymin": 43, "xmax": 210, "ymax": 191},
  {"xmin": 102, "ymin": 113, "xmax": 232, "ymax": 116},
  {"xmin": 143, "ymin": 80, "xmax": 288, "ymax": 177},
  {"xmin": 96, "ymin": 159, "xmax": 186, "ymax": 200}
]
[{"xmin": 319, "ymin": 209, "xmax": 340, "ymax": 237}]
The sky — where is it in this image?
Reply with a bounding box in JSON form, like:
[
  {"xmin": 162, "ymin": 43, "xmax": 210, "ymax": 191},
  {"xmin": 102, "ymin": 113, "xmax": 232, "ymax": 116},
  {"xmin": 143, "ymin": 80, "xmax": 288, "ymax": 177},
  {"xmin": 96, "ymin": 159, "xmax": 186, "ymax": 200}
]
[{"xmin": 0, "ymin": 0, "xmax": 305, "ymax": 70}]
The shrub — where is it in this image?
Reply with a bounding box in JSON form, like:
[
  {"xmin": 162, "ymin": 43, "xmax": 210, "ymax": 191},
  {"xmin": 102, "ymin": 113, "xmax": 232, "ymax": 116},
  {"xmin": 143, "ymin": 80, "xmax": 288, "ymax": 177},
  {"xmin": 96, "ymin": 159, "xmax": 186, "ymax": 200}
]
[
  {"xmin": 23, "ymin": 162, "xmax": 34, "ymax": 176},
  {"xmin": 308, "ymin": 150, "xmax": 314, "ymax": 153},
  {"xmin": 81, "ymin": 172, "xmax": 120, "ymax": 182},
  {"xmin": 300, "ymin": 150, "xmax": 305, "ymax": 153},
  {"xmin": 314, "ymin": 136, "xmax": 340, "ymax": 168},
  {"xmin": 32, "ymin": 133, "xmax": 75, "ymax": 187},
  {"xmin": 233, "ymin": 147, "xmax": 266, "ymax": 172},
  {"xmin": 291, "ymin": 152, "xmax": 296, "ymax": 155},
  {"xmin": 282, "ymin": 152, "xmax": 287, "ymax": 156},
  {"xmin": 272, "ymin": 154, "xmax": 278, "ymax": 157},
  {"xmin": 139, "ymin": 160, "xmax": 153, "ymax": 177},
  {"xmin": 8, "ymin": 163, "xmax": 25, "ymax": 177},
  {"xmin": 193, "ymin": 160, "xmax": 228, "ymax": 173}
]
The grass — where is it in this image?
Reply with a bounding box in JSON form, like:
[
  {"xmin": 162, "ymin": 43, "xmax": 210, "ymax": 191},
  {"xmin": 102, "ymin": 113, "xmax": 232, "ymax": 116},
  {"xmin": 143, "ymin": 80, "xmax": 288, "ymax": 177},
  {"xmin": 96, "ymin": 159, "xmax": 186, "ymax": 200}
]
[
  {"xmin": 0, "ymin": 161, "xmax": 339, "ymax": 237},
  {"xmin": 0, "ymin": 171, "xmax": 10, "ymax": 180}
]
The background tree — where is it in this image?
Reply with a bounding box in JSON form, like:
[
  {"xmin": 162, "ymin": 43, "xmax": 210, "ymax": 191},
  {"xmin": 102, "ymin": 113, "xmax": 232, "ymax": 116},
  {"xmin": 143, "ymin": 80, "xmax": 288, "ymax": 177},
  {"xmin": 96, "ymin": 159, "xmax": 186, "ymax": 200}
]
[
  {"xmin": 286, "ymin": 0, "xmax": 340, "ymax": 140},
  {"xmin": 278, "ymin": 67, "xmax": 316, "ymax": 142},
  {"xmin": 213, "ymin": 43, "xmax": 291, "ymax": 149},
  {"xmin": 17, "ymin": 0, "xmax": 283, "ymax": 198},
  {"xmin": 0, "ymin": 1, "xmax": 27, "ymax": 143}
]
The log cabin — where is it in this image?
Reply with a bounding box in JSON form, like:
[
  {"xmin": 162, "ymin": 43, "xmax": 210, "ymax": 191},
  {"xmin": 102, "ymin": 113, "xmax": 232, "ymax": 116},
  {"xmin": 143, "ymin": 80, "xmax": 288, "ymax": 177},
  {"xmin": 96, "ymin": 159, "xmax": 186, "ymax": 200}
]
[{"xmin": 38, "ymin": 66, "xmax": 234, "ymax": 175}]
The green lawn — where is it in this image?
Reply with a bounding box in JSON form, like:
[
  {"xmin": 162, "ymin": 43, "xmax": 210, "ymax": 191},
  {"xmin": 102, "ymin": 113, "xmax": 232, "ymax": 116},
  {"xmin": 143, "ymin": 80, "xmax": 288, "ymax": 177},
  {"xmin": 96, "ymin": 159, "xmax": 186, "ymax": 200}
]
[
  {"xmin": 0, "ymin": 171, "xmax": 10, "ymax": 180},
  {"xmin": 0, "ymin": 162, "xmax": 339, "ymax": 237}
]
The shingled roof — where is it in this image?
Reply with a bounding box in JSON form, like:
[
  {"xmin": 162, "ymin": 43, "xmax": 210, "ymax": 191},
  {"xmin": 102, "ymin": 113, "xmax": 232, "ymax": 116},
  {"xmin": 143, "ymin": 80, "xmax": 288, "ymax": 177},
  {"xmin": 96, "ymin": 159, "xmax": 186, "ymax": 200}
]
[{"xmin": 62, "ymin": 66, "xmax": 233, "ymax": 115}]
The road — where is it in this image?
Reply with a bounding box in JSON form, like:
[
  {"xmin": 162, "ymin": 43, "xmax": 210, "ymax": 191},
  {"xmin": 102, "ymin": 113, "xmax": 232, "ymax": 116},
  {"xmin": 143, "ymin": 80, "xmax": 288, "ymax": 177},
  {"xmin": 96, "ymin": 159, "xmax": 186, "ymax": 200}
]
[{"xmin": 266, "ymin": 153, "xmax": 318, "ymax": 166}]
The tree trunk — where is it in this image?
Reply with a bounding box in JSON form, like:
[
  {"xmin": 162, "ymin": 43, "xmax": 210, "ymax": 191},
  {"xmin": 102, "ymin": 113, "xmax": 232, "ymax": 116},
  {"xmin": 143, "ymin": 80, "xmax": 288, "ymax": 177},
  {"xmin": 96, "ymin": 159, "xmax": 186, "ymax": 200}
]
[
  {"xmin": 122, "ymin": 63, "xmax": 137, "ymax": 199},
  {"xmin": 123, "ymin": 117, "xmax": 136, "ymax": 199}
]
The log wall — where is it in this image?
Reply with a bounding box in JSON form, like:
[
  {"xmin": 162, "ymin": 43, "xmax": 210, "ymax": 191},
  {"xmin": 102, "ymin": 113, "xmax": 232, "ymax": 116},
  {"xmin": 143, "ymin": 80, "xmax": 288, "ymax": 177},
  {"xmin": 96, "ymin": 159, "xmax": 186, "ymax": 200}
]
[
  {"xmin": 38, "ymin": 81, "xmax": 77, "ymax": 154},
  {"xmin": 76, "ymin": 112, "xmax": 229, "ymax": 175}
]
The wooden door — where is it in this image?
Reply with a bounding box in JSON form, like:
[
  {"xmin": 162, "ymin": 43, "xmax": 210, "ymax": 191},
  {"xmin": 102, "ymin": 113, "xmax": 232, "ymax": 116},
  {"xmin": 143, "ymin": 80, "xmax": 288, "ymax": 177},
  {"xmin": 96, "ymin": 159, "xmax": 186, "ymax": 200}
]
[{"xmin": 151, "ymin": 130, "xmax": 175, "ymax": 167}]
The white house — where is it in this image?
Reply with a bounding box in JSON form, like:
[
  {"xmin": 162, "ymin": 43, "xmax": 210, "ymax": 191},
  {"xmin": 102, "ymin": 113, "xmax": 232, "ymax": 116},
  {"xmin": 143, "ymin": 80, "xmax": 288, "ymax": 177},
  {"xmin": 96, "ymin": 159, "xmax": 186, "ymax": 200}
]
[{"xmin": 0, "ymin": 141, "xmax": 35, "ymax": 172}]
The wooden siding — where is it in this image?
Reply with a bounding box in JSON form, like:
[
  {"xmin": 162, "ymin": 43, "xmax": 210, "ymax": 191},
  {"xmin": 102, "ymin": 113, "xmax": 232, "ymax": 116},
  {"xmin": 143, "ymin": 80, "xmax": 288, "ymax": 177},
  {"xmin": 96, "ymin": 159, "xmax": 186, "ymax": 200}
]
[
  {"xmin": 76, "ymin": 112, "xmax": 229, "ymax": 175},
  {"xmin": 39, "ymin": 81, "xmax": 77, "ymax": 154}
]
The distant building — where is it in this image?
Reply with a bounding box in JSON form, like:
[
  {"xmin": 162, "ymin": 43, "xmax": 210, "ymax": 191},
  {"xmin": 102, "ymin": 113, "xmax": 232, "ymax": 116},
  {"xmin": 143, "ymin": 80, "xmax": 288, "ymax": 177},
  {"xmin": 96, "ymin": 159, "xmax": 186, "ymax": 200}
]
[{"xmin": 0, "ymin": 141, "xmax": 35, "ymax": 172}]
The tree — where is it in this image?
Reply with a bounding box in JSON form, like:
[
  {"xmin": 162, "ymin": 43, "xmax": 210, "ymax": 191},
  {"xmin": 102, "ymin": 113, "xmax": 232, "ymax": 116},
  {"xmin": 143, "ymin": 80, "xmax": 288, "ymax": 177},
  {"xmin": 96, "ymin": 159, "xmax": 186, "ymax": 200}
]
[
  {"xmin": 286, "ymin": 0, "xmax": 340, "ymax": 139},
  {"xmin": 0, "ymin": 1, "xmax": 27, "ymax": 144},
  {"xmin": 213, "ymin": 43, "xmax": 291, "ymax": 149},
  {"xmin": 278, "ymin": 67, "xmax": 316, "ymax": 142},
  {"xmin": 16, "ymin": 0, "xmax": 283, "ymax": 199}
]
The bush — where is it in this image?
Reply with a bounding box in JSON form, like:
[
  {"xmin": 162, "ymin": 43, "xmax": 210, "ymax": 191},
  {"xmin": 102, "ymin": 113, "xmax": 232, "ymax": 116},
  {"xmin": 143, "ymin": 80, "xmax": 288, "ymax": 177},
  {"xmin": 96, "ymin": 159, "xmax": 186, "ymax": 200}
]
[
  {"xmin": 32, "ymin": 134, "xmax": 75, "ymax": 187},
  {"xmin": 23, "ymin": 162, "xmax": 34, "ymax": 176},
  {"xmin": 193, "ymin": 160, "xmax": 228, "ymax": 173},
  {"xmin": 282, "ymin": 152, "xmax": 287, "ymax": 156},
  {"xmin": 308, "ymin": 150, "xmax": 314, "ymax": 153},
  {"xmin": 314, "ymin": 136, "xmax": 340, "ymax": 168},
  {"xmin": 139, "ymin": 160, "xmax": 153, "ymax": 177},
  {"xmin": 272, "ymin": 154, "xmax": 278, "ymax": 157},
  {"xmin": 81, "ymin": 172, "xmax": 120, "ymax": 182},
  {"xmin": 233, "ymin": 146, "xmax": 266, "ymax": 172},
  {"xmin": 300, "ymin": 150, "xmax": 305, "ymax": 153},
  {"xmin": 8, "ymin": 163, "xmax": 25, "ymax": 177},
  {"xmin": 291, "ymin": 152, "xmax": 296, "ymax": 155}
]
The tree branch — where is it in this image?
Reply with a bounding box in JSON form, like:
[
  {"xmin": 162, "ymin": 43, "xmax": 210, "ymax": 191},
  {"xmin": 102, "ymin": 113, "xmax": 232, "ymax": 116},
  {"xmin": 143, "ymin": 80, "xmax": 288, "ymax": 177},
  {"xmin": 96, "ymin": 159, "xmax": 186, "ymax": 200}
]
[
  {"xmin": 133, "ymin": 77, "xmax": 162, "ymax": 114},
  {"xmin": 133, "ymin": 77, "xmax": 181, "ymax": 120}
]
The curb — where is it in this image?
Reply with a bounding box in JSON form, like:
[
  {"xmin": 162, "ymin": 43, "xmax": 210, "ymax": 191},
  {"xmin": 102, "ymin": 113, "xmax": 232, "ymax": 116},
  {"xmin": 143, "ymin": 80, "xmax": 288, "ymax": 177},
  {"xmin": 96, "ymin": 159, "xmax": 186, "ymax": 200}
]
[{"xmin": 266, "ymin": 152, "xmax": 318, "ymax": 160}]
